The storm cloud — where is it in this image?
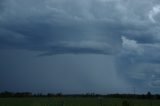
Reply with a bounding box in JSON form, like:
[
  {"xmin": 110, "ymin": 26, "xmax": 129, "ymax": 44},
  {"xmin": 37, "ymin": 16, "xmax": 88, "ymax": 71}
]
[
  {"xmin": 1, "ymin": 0, "xmax": 159, "ymax": 55},
  {"xmin": 1, "ymin": 0, "xmax": 160, "ymax": 93}
]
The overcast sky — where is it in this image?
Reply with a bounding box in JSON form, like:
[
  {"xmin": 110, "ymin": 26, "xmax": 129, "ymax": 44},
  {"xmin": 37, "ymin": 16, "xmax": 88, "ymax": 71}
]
[{"xmin": 1, "ymin": 0, "xmax": 160, "ymax": 94}]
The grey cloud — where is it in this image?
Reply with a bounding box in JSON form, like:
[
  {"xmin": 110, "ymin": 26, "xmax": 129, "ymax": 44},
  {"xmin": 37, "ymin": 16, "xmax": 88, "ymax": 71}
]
[
  {"xmin": 38, "ymin": 41, "xmax": 118, "ymax": 56},
  {"xmin": 150, "ymin": 80, "xmax": 160, "ymax": 87},
  {"xmin": 0, "ymin": 0, "xmax": 5, "ymax": 10},
  {"xmin": 119, "ymin": 36, "xmax": 160, "ymax": 64},
  {"xmin": 1, "ymin": 0, "xmax": 160, "ymax": 82},
  {"xmin": 1, "ymin": 0, "xmax": 160, "ymax": 77},
  {"xmin": 1, "ymin": 0, "xmax": 160, "ymax": 56},
  {"xmin": 149, "ymin": 72, "xmax": 160, "ymax": 87},
  {"xmin": 1, "ymin": 0, "xmax": 160, "ymax": 93},
  {"xmin": 115, "ymin": 36, "xmax": 160, "ymax": 89},
  {"xmin": 0, "ymin": 0, "xmax": 124, "ymax": 55}
]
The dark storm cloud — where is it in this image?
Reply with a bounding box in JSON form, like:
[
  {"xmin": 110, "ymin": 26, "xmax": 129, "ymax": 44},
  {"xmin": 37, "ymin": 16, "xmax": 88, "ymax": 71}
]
[
  {"xmin": 38, "ymin": 41, "xmax": 116, "ymax": 56},
  {"xmin": 1, "ymin": 0, "xmax": 160, "ymax": 93},
  {"xmin": 1, "ymin": 0, "xmax": 159, "ymax": 55},
  {"xmin": 0, "ymin": 0, "xmax": 125, "ymax": 55}
]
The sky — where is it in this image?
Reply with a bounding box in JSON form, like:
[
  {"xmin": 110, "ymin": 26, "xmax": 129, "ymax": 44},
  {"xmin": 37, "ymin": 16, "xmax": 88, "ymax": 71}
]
[{"xmin": 1, "ymin": 0, "xmax": 160, "ymax": 94}]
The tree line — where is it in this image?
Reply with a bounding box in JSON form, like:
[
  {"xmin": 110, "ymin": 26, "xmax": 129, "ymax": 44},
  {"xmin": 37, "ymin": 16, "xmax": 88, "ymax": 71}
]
[{"xmin": 0, "ymin": 91, "xmax": 160, "ymax": 99}]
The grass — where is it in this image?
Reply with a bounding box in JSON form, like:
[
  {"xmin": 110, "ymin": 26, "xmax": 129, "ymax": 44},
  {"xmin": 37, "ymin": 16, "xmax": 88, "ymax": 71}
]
[{"xmin": 0, "ymin": 97, "xmax": 160, "ymax": 106}]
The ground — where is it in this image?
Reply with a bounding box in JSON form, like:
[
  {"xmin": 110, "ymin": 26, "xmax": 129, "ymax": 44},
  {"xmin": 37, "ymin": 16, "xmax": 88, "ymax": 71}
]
[{"xmin": 0, "ymin": 97, "xmax": 160, "ymax": 106}]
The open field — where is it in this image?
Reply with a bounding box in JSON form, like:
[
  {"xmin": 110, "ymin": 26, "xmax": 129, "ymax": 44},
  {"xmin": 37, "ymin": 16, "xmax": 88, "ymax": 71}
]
[{"xmin": 0, "ymin": 97, "xmax": 160, "ymax": 106}]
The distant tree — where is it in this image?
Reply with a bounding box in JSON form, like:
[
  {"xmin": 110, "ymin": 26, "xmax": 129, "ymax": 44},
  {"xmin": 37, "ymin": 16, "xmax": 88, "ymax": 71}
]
[
  {"xmin": 14, "ymin": 92, "xmax": 32, "ymax": 97},
  {"xmin": 56, "ymin": 92, "xmax": 63, "ymax": 97},
  {"xmin": 0, "ymin": 91, "xmax": 14, "ymax": 97},
  {"xmin": 47, "ymin": 93, "xmax": 55, "ymax": 97},
  {"xmin": 147, "ymin": 92, "xmax": 152, "ymax": 99}
]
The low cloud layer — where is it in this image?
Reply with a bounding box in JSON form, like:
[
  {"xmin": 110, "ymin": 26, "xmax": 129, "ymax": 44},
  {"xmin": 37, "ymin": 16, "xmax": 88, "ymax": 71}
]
[{"xmin": 38, "ymin": 41, "xmax": 118, "ymax": 56}]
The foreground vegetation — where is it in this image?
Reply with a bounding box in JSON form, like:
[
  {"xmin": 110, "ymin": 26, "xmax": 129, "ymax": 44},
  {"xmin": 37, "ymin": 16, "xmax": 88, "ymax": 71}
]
[
  {"xmin": 0, "ymin": 91, "xmax": 160, "ymax": 106},
  {"xmin": 0, "ymin": 97, "xmax": 160, "ymax": 106}
]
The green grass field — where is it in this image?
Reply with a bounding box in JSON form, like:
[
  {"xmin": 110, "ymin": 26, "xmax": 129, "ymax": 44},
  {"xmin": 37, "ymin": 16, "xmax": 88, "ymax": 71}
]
[{"xmin": 0, "ymin": 97, "xmax": 160, "ymax": 106}]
